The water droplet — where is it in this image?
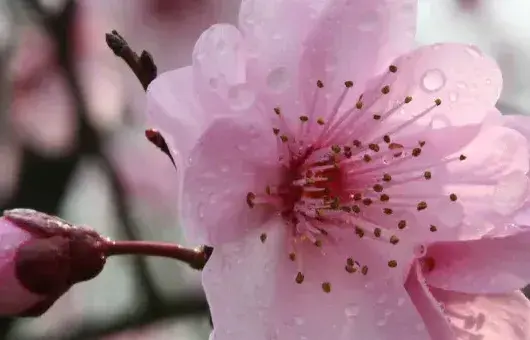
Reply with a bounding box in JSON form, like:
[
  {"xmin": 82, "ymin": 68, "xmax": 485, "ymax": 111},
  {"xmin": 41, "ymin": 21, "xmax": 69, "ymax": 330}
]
[
  {"xmin": 376, "ymin": 318, "xmax": 387, "ymax": 327},
  {"xmin": 344, "ymin": 305, "xmax": 360, "ymax": 318},
  {"xmin": 430, "ymin": 115, "xmax": 450, "ymax": 129},
  {"xmin": 465, "ymin": 45, "xmax": 482, "ymax": 58},
  {"xmin": 384, "ymin": 309, "xmax": 393, "ymax": 316},
  {"xmin": 377, "ymin": 294, "xmax": 387, "ymax": 304},
  {"xmin": 397, "ymin": 297, "xmax": 406, "ymax": 306},
  {"xmin": 414, "ymin": 244, "xmax": 427, "ymax": 258},
  {"xmin": 266, "ymin": 67, "xmax": 290, "ymax": 93},
  {"xmin": 456, "ymin": 81, "xmax": 467, "ymax": 89},
  {"xmin": 237, "ymin": 144, "xmax": 249, "ymax": 151},
  {"xmin": 294, "ymin": 317, "xmax": 305, "ymax": 326},
  {"xmin": 220, "ymin": 165, "xmax": 230, "ymax": 173},
  {"xmin": 449, "ymin": 91, "xmax": 458, "ymax": 102},
  {"xmin": 415, "ymin": 323, "xmax": 426, "ymax": 332},
  {"xmin": 494, "ymin": 171, "xmax": 528, "ymax": 215},
  {"xmin": 228, "ymin": 84, "xmax": 255, "ymax": 110},
  {"xmin": 421, "ymin": 69, "xmax": 446, "ymax": 92},
  {"xmin": 198, "ymin": 203, "xmax": 205, "ymax": 219},
  {"xmin": 485, "ymin": 78, "xmax": 492, "ymax": 85},
  {"xmin": 357, "ymin": 11, "xmax": 378, "ymax": 32}
]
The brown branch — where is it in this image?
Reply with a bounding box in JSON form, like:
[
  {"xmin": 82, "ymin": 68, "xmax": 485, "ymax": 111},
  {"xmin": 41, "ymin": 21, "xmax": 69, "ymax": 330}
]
[{"xmin": 106, "ymin": 30, "xmax": 157, "ymax": 91}]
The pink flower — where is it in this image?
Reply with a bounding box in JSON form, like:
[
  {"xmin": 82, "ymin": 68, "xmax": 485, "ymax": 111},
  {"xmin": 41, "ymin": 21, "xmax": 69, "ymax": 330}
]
[
  {"xmin": 146, "ymin": 0, "xmax": 526, "ymax": 338},
  {"xmin": 406, "ymin": 224, "xmax": 530, "ymax": 339},
  {"xmin": 0, "ymin": 209, "xmax": 107, "ymax": 317}
]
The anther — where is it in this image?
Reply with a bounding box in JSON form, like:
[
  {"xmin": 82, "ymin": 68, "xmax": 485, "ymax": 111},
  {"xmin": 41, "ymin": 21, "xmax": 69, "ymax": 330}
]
[
  {"xmin": 260, "ymin": 233, "xmax": 267, "ymax": 243},
  {"xmin": 356, "ymin": 101, "xmax": 363, "ymax": 109},
  {"xmin": 389, "ymin": 65, "xmax": 398, "ymax": 73},
  {"xmin": 388, "ymin": 260, "xmax": 398, "ymax": 268},
  {"xmin": 404, "ymin": 96, "xmax": 413, "ymax": 103},
  {"xmin": 347, "ymin": 258, "xmax": 355, "ymax": 267},
  {"xmin": 417, "ymin": 201, "xmax": 428, "ymax": 211},
  {"xmin": 429, "ymin": 225, "xmax": 438, "ymax": 232},
  {"xmin": 374, "ymin": 228, "xmax": 382, "ymax": 238},
  {"xmin": 434, "ymin": 98, "xmax": 442, "ymax": 106},
  {"xmin": 362, "ymin": 198, "xmax": 373, "ymax": 206},
  {"xmin": 380, "ymin": 194, "xmax": 390, "ymax": 202},
  {"xmin": 316, "ymin": 80, "xmax": 324, "ymax": 88},
  {"xmin": 373, "ymin": 184, "xmax": 384, "ymax": 192},
  {"xmin": 352, "ymin": 205, "xmax": 361, "ymax": 214},
  {"xmin": 353, "ymin": 140, "xmax": 362, "ymax": 148},
  {"xmin": 280, "ymin": 135, "xmax": 289, "ymax": 143},
  {"xmin": 383, "ymin": 135, "xmax": 391, "ymax": 143},
  {"xmin": 272, "ymin": 128, "xmax": 280, "ymax": 135},
  {"xmin": 368, "ymin": 144, "xmax": 380, "ymax": 152},
  {"xmin": 345, "ymin": 265, "xmax": 357, "ymax": 273},
  {"xmin": 382, "ymin": 174, "xmax": 392, "ymax": 182},
  {"xmin": 459, "ymin": 154, "xmax": 467, "ymax": 161},
  {"xmin": 299, "ymin": 115, "xmax": 309, "ymax": 122},
  {"xmin": 246, "ymin": 192, "xmax": 256, "ymax": 208},
  {"xmin": 355, "ymin": 226, "xmax": 365, "ymax": 238},
  {"xmin": 317, "ymin": 118, "xmax": 325, "ymax": 125},
  {"xmin": 353, "ymin": 193, "xmax": 362, "ymax": 201},
  {"xmin": 289, "ymin": 252, "xmax": 296, "ymax": 261},
  {"xmin": 449, "ymin": 193, "xmax": 458, "ymax": 201},
  {"xmin": 373, "ymin": 114, "xmax": 381, "ymax": 120},
  {"xmin": 383, "ymin": 208, "xmax": 393, "ymax": 215},
  {"xmin": 361, "ymin": 266, "xmax": 369, "ymax": 275},
  {"xmin": 389, "ymin": 235, "xmax": 400, "ymax": 245},
  {"xmin": 398, "ymin": 220, "xmax": 407, "ymax": 229},
  {"xmin": 295, "ymin": 272, "xmax": 305, "ymax": 284},
  {"xmin": 418, "ymin": 141, "xmax": 426, "ymax": 147},
  {"xmin": 331, "ymin": 145, "xmax": 341, "ymax": 154},
  {"xmin": 412, "ymin": 148, "xmax": 422, "ymax": 157},
  {"xmin": 314, "ymin": 240, "xmax": 323, "ymax": 247},
  {"xmin": 274, "ymin": 107, "xmax": 281, "ymax": 115},
  {"xmin": 363, "ymin": 154, "xmax": 372, "ymax": 162},
  {"xmin": 381, "ymin": 85, "xmax": 390, "ymax": 94},
  {"xmin": 424, "ymin": 171, "xmax": 432, "ymax": 180},
  {"xmin": 322, "ymin": 282, "xmax": 331, "ymax": 293},
  {"xmin": 344, "ymin": 80, "xmax": 354, "ymax": 88}
]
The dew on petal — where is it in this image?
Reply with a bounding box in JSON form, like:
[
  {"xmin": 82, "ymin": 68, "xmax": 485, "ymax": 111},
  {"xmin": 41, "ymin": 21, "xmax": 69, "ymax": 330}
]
[
  {"xmin": 493, "ymin": 171, "xmax": 529, "ymax": 215},
  {"xmin": 421, "ymin": 69, "xmax": 446, "ymax": 93},
  {"xmin": 449, "ymin": 91, "xmax": 458, "ymax": 102},
  {"xmin": 294, "ymin": 317, "xmax": 305, "ymax": 326},
  {"xmin": 344, "ymin": 304, "xmax": 360, "ymax": 318},
  {"xmin": 465, "ymin": 45, "xmax": 482, "ymax": 58},
  {"xmin": 266, "ymin": 67, "xmax": 290, "ymax": 93},
  {"xmin": 228, "ymin": 84, "xmax": 256, "ymax": 110}
]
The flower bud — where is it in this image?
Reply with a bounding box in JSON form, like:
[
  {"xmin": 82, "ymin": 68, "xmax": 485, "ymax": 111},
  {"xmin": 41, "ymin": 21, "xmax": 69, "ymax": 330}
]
[{"xmin": 0, "ymin": 209, "xmax": 107, "ymax": 316}]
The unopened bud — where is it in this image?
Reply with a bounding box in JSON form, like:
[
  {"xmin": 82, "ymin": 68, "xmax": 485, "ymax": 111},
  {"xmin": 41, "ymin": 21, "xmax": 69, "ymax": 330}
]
[{"xmin": 1, "ymin": 209, "xmax": 108, "ymax": 316}]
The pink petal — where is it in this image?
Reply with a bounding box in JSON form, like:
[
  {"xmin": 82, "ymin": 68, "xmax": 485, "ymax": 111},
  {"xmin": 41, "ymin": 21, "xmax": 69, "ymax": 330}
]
[
  {"xmin": 181, "ymin": 116, "xmax": 280, "ymax": 245},
  {"xmin": 378, "ymin": 43, "xmax": 502, "ymax": 130},
  {"xmin": 424, "ymin": 228, "xmax": 530, "ymax": 293},
  {"xmin": 192, "ymin": 24, "xmax": 253, "ymax": 114},
  {"xmin": 0, "ymin": 218, "xmax": 43, "ymax": 315},
  {"xmin": 204, "ymin": 218, "xmax": 430, "ymax": 340},
  {"xmin": 430, "ymin": 289, "xmax": 530, "ymax": 340},
  {"xmin": 405, "ymin": 261, "xmax": 455, "ymax": 340},
  {"xmin": 299, "ymin": 0, "xmax": 417, "ymax": 100},
  {"xmin": 238, "ymin": 0, "xmax": 324, "ymax": 113},
  {"xmin": 501, "ymin": 115, "xmax": 530, "ymax": 161},
  {"xmin": 146, "ymin": 66, "xmax": 204, "ymax": 166}
]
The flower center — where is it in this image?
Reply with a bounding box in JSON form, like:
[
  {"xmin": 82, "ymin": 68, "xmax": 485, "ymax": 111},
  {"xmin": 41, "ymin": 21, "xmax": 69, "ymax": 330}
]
[{"xmin": 246, "ymin": 64, "xmax": 466, "ymax": 292}]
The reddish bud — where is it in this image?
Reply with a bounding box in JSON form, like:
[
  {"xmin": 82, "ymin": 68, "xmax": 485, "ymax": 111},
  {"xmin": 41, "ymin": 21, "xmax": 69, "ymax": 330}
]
[{"xmin": 1, "ymin": 209, "xmax": 108, "ymax": 316}]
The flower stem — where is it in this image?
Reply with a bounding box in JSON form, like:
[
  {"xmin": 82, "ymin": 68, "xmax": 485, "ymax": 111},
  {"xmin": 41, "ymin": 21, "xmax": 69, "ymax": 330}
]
[{"xmin": 105, "ymin": 241, "xmax": 212, "ymax": 270}]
